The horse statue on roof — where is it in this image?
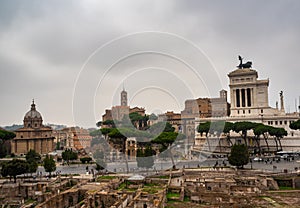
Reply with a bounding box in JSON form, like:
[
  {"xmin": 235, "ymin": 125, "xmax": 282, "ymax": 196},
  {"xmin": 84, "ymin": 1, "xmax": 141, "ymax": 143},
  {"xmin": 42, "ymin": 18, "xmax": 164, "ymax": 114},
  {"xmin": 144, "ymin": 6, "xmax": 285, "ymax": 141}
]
[{"xmin": 237, "ymin": 55, "xmax": 252, "ymax": 69}]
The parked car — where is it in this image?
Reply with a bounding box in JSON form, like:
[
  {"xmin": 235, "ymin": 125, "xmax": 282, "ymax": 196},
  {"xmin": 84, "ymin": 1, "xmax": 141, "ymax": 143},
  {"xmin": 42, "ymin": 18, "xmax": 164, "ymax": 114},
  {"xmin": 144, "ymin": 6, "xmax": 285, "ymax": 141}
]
[
  {"xmin": 280, "ymin": 154, "xmax": 289, "ymax": 159},
  {"xmin": 253, "ymin": 157, "xmax": 263, "ymax": 162}
]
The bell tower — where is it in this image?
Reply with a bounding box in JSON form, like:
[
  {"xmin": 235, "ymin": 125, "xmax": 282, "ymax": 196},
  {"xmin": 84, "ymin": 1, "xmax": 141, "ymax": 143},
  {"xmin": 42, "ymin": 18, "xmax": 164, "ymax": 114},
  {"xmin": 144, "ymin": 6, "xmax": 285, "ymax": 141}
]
[{"xmin": 121, "ymin": 87, "xmax": 128, "ymax": 106}]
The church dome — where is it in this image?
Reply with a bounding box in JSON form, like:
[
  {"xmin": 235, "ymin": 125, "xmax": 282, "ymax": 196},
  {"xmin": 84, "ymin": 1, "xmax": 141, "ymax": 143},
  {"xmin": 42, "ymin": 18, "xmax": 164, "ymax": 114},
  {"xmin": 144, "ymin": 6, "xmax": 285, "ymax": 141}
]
[
  {"xmin": 24, "ymin": 100, "xmax": 42, "ymax": 119},
  {"xmin": 23, "ymin": 100, "xmax": 43, "ymax": 128}
]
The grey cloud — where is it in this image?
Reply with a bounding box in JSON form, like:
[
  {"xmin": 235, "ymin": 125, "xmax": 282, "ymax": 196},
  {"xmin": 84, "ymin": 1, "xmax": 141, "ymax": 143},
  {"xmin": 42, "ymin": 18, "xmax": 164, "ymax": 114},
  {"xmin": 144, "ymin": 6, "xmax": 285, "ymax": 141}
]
[{"xmin": 0, "ymin": 0, "xmax": 299, "ymax": 127}]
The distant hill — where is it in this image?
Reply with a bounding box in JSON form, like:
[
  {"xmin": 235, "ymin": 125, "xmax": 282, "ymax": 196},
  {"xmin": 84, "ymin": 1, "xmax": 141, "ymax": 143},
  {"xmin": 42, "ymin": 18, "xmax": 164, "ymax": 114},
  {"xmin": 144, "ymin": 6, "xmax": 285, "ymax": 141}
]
[
  {"xmin": 2, "ymin": 124, "xmax": 23, "ymax": 131},
  {"xmin": 2, "ymin": 123, "xmax": 68, "ymax": 131},
  {"xmin": 45, "ymin": 123, "xmax": 67, "ymax": 130}
]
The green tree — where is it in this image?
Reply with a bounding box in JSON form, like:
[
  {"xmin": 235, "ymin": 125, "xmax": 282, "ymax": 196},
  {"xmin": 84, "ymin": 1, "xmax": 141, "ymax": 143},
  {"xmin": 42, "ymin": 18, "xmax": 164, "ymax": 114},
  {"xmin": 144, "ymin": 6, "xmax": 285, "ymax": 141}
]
[
  {"xmin": 28, "ymin": 162, "xmax": 38, "ymax": 175},
  {"xmin": 102, "ymin": 120, "xmax": 116, "ymax": 128},
  {"xmin": 0, "ymin": 129, "xmax": 16, "ymax": 158},
  {"xmin": 96, "ymin": 121, "xmax": 102, "ymax": 127},
  {"xmin": 232, "ymin": 121, "xmax": 258, "ymax": 146},
  {"xmin": 62, "ymin": 149, "xmax": 78, "ymax": 163},
  {"xmin": 148, "ymin": 122, "xmax": 175, "ymax": 136},
  {"xmin": 290, "ymin": 119, "xmax": 300, "ymax": 130},
  {"xmin": 100, "ymin": 128, "xmax": 112, "ymax": 140},
  {"xmin": 26, "ymin": 149, "xmax": 41, "ymax": 163},
  {"xmin": 129, "ymin": 112, "xmax": 144, "ymax": 123},
  {"xmin": 1, "ymin": 159, "xmax": 29, "ymax": 183},
  {"xmin": 151, "ymin": 132, "xmax": 185, "ymax": 169},
  {"xmin": 228, "ymin": 144, "xmax": 249, "ymax": 169},
  {"xmin": 26, "ymin": 149, "xmax": 41, "ymax": 175},
  {"xmin": 197, "ymin": 122, "xmax": 212, "ymax": 151},
  {"xmin": 253, "ymin": 124, "xmax": 269, "ymax": 153},
  {"xmin": 43, "ymin": 155, "xmax": 56, "ymax": 177},
  {"xmin": 269, "ymin": 127, "xmax": 287, "ymax": 151},
  {"xmin": 136, "ymin": 146, "xmax": 155, "ymax": 169},
  {"xmin": 151, "ymin": 132, "xmax": 183, "ymax": 152}
]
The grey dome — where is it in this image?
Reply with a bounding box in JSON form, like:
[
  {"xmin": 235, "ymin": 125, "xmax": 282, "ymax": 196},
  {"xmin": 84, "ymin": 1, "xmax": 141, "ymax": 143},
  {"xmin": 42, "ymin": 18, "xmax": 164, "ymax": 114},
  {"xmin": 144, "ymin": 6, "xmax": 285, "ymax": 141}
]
[
  {"xmin": 24, "ymin": 100, "xmax": 42, "ymax": 119},
  {"xmin": 25, "ymin": 109, "xmax": 42, "ymax": 118}
]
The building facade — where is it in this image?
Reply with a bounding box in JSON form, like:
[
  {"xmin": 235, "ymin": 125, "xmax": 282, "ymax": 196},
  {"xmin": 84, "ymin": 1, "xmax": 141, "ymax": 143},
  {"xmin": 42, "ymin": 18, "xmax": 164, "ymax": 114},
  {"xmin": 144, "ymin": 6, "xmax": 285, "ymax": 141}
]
[
  {"xmin": 11, "ymin": 101, "xmax": 55, "ymax": 155},
  {"xmin": 194, "ymin": 62, "xmax": 300, "ymax": 153},
  {"xmin": 53, "ymin": 127, "xmax": 92, "ymax": 150},
  {"xmin": 158, "ymin": 111, "xmax": 182, "ymax": 132},
  {"xmin": 181, "ymin": 90, "xmax": 230, "ymax": 143},
  {"xmin": 211, "ymin": 90, "xmax": 231, "ymax": 117},
  {"xmin": 228, "ymin": 68, "xmax": 272, "ymax": 117},
  {"xmin": 102, "ymin": 89, "xmax": 146, "ymax": 124}
]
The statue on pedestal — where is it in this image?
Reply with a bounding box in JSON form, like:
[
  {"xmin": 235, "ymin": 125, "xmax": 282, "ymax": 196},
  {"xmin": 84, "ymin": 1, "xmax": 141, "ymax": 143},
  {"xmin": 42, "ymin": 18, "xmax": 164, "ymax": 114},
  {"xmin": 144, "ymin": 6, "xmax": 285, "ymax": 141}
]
[{"xmin": 237, "ymin": 55, "xmax": 252, "ymax": 69}]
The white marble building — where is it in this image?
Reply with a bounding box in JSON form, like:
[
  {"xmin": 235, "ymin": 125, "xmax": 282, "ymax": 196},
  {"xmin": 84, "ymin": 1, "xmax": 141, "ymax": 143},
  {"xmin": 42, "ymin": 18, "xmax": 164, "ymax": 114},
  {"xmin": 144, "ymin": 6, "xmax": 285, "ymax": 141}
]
[{"xmin": 194, "ymin": 64, "xmax": 300, "ymax": 152}]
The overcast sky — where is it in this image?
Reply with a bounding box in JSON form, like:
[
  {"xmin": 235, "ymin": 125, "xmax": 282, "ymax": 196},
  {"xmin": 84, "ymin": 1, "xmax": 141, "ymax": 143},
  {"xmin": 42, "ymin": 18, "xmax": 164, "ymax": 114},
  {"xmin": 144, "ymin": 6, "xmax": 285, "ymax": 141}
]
[{"xmin": 1, "ymin": 0, "xmax": 300, "ymax": 128}]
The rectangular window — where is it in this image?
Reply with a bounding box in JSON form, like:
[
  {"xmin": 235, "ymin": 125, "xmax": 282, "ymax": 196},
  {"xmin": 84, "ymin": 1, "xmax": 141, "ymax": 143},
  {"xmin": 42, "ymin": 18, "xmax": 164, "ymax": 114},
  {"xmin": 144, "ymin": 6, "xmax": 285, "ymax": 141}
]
[
  {"xmin": 241, "ymin": 89, "xmax": 246, "ymax": 107},
  {"xmin": 284, "ymin": 121, "xmax": 287, "ymax": 125},
  {"xmin": 247, "ymin": 88, "xmax": 251, "ymax": 107},
  {"xmin": 280, "ymin": 121, "xmax": 282, "ymax": 125},
  {"xmin": 236, "ymin": 90, "xmax": 240, "ymax": 107},
  {"xmin": 275, "ymin": 121, "xmax": 278, "ymax": 125}
]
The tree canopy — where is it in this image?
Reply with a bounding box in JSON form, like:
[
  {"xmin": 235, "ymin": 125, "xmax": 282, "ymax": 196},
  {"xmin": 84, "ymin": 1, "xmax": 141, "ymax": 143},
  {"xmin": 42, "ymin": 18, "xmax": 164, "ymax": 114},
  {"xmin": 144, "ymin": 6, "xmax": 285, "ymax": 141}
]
[
  {"xmin": 151, "ymin": 132, "xmax": 185, "ymax": 151},
  {"xmin": 43, "ymin": 155, "xmax": 56, "ymax": 176},
  {"xmin": 136, "ymin": 145, "xmax": 155, "ymax": 169},
  {"xmin": 26, "ymin": 149, "xmax": 41, "ymax": 174},
  {"xmin": 147, "ymin": 122, "xmax": 175, "ymax": 136},
  {"xmin": 1, "ymin": 159, "xmax": 29, "ymax": 183},
  {"xmin": 62, "ymin": 149, "xmax": 78, "ymax": 163},
  {"xmin": 290, "ymin": 119, "xmax": 300, "ymax": 130},
  {"xmin": 0, "ymin": 129, "xmax": 16, "ymax": 141},
  {"xmin": 228, "ymin": 144, "xmax": 249, "ymax": 169},
  {"xmin": 0, "ymin": 129, "xmax": 16, "ymax": 158},
  {"xmin": 26, "ymin": 149, "xmax": 41, "ymax": 163},
  {"xmin": 232, "ymin": 121, "xmax": 258, "ymax": 145}
]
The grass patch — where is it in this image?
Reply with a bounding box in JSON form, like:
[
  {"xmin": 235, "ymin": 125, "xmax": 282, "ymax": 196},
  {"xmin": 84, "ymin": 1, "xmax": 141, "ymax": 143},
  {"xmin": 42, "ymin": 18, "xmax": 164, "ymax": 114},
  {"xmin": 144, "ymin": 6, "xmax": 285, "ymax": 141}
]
[
  {"xmin": 117, "ymin": 182, "xmax": 136, "ymax": 192},
  {"xmin": 25, "ymin": 198, "xmax": 36, "ymax": 204},
  {"xmin": 167, "ymin": 192, "xmax": 180, "ymax": 198},
  {"xmin": 144, "ymin": 183, "xmax": 156, "ymax": 187},
  {"xmin": 97, "ymin": 175, "xmax": 116, "ymax": 180},
  {"xmin": 183, "ymin": 196, "xmax": 190, "ymax": 202},
  {"xmin": 158, "ymin": 175, "xmax": 170, "ymax": 179},
  {"xmin": 279, "ymin": 186, "xmax": 295, "ymax": 190},
  {"xmin": 118, "ymin": 182, "xmax": 126, "ymax": 190}
]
